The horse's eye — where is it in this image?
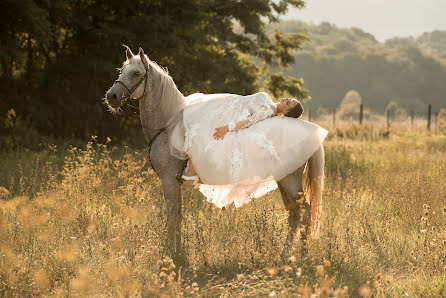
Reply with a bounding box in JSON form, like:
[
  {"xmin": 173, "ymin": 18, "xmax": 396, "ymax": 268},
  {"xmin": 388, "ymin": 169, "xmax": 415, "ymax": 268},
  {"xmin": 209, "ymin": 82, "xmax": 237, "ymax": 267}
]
[{"xmin": 134, "ymin": 72, "xmax": 141, "ymax": 76}]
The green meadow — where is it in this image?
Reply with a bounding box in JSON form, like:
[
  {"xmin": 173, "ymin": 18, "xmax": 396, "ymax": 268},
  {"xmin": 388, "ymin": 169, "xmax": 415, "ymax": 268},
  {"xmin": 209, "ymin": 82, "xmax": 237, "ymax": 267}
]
[{"xmin": 1, "ymin": 123, "xmax": 445, "ymax": 297}]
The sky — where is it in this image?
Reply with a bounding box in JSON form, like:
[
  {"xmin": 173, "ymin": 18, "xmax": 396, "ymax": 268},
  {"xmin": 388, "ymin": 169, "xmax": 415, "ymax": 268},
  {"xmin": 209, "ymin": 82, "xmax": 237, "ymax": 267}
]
[{"xmin": 284, "ymin": 0, "xmax": 446, "ymax": 41}]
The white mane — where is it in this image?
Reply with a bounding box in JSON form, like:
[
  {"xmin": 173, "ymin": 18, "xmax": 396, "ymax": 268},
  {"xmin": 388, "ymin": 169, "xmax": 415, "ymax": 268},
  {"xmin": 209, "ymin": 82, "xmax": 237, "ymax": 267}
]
[{"xmin": 127, "ymin": 55, "xmax": 186, "ymax": 122}]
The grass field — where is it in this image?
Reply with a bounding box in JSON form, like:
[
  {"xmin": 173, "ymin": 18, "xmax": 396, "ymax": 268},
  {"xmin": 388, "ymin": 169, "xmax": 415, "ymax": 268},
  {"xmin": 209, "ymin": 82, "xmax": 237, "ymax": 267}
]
[{"xmin": 1, "ymin": 123, "xmax": 446, "ymax": 297}]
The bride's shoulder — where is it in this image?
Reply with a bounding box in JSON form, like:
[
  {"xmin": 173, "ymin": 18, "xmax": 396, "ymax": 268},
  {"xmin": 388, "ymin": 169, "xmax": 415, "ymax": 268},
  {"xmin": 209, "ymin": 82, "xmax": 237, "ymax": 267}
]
[
  {"xmin": 245, "ymin": 92, "xmax": 271, "ymax": 99},
  {"xmin": 243, "ymin": 92, "xmax": 273, "ymax": 104}
]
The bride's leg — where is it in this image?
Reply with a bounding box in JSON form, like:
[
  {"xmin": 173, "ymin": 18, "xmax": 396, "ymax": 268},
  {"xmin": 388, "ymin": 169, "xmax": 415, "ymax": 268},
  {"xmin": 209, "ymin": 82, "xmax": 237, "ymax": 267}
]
[
  {"xmin": 181, "ymin": 158, "xmax": 200, "ymax": 188},
  {"xmin": 184, "ymin": 158, "xmax": 197, "ymax": 177}
]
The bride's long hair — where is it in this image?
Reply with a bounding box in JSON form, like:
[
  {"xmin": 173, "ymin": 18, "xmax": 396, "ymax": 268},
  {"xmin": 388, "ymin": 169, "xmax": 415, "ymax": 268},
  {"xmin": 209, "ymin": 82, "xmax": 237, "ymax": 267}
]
[{"xmin": 285, "ymin": 100, "xmax": 304, "ymax": 118}]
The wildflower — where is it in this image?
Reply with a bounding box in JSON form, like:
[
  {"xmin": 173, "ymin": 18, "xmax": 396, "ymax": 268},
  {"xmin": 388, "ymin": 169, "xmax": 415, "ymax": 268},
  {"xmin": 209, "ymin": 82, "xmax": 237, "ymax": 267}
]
[
  {"xmin": 167, "ymin": 272, "xmax": 176, "ymax": 282},
  {"xmin": 317, "ymin": 286, "xmax": 332, "ymax": 298},
  {"xmin": 333, "ymin": 287, "xmax": 347, "ymax": 297},
  {"xmin": 316, "ymin": 265, "xmax": 324, "ymax": 276},
  {"xmin": 266, "ymin": 267, "xmax": 279, "ymax": 276},
  {"xmin": 297, "ymin": 286, "xmax": 312, "ymax": 297},
  {"xmin": 282, "ymin": 265, "xmax": 293, "ymax": 273},
  {"xmin": 296, "ymin": 268, "xmax": 302, "ymax": 278},
  {"xmin": 358, "ymin": 284, "xmax": 372, "ymax": 297},
  {"xmin": 191, "ymin": 282, "xmax": 199, "ymax": 291},
  {"xmin": 324, "ymin": 260, "xmax": 331, "ymax": 267}
]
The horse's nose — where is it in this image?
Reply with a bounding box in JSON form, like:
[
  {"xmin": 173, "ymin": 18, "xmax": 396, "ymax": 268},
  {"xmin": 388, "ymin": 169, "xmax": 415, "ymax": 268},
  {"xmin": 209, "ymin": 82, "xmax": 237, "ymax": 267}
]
[{"xmin": 106, "ymin": 91, "xmax": 120, "ymax": 107}]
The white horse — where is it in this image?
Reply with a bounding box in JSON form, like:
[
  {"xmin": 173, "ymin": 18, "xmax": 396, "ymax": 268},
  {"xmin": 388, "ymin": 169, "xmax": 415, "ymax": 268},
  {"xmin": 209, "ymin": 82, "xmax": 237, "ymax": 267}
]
[{"xmin": 105, "ymin": 47, "xmax": 325, "ymax": 263}]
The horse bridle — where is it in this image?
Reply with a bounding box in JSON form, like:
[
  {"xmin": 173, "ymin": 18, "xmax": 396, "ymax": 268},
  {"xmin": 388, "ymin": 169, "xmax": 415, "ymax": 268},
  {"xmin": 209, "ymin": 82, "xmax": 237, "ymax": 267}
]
[{"xmin": 114, "ymin": 63, "xmax": 149, "ymax": 102}]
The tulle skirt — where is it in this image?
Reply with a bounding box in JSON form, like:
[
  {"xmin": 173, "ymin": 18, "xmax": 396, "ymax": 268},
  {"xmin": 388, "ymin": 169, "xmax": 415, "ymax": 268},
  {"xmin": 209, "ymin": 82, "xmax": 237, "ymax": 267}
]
[{"xmin": 169, "ymin": 94, "xmax": 328, "ymax": 208}]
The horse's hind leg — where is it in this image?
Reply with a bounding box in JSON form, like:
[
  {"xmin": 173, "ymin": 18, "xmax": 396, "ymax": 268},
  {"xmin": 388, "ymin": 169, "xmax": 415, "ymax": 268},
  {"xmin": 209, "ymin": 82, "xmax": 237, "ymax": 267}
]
[{"xmin": 277, "ymin": 165, "xmax": 309, "ymax": 256}]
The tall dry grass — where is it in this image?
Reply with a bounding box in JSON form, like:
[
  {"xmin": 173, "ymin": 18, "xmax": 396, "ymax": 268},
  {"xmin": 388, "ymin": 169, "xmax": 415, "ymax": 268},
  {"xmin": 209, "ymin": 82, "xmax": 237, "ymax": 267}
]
[{"xmin": 0, "ymin": 124, "xmax": 445, "ymax": 296}]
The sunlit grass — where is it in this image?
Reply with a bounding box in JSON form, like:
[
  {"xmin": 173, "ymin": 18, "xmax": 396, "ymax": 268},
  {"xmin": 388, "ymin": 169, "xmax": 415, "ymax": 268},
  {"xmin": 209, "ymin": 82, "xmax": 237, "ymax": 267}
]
[{"xmin": 1, "ymin": 124, "xmax": 445, "ymax": 296}]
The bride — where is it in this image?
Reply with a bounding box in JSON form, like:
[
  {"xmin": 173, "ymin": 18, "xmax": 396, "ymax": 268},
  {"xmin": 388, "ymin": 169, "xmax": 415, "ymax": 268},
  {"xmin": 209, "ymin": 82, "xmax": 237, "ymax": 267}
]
[{"xmin": 168, "ymin": 92, "xmax": 327, "ymax": 208}]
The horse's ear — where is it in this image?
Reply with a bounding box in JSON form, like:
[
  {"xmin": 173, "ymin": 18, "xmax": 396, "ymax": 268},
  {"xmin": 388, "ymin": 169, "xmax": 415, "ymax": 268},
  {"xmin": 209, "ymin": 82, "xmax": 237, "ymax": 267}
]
[
  {"xmin": 139, "ymin": 47, "xmax": 149, "ymax": 70},
  {"xmin": 123, "ymin": 44, "xmax": 134, "ymax": 60}
]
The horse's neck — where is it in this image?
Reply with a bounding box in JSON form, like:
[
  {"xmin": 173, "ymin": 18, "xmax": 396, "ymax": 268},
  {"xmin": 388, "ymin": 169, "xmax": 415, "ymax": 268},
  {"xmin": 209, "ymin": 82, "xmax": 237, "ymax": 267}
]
[
  {"xmin": 139, "ymin": 76, "xmax": 182, "ymax": 137},
  {"xmin": 139, "ymin": 93, "xmax": 165, "ymax": 137}
]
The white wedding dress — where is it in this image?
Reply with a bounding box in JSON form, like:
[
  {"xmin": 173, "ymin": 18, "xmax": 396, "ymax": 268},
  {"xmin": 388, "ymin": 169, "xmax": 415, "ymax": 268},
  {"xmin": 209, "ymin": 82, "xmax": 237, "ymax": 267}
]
[{"xmin": 169, "ymin": 92, "xmax": 328, "ymax": 208}]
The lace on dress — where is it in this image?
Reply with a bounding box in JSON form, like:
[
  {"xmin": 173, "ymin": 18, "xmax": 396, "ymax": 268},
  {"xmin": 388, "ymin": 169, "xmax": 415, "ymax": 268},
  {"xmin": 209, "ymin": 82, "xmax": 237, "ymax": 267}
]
[
  {"xmin": 168, "ymin": 92, "xmax": 328, "ymax": 209},
  {"xmin": 244, "ymin": 100, "xmax": 275, "ymax": 128},
  {"xmin": 221, "ymin": 93, "xmax": 277, "ymax": 186}
]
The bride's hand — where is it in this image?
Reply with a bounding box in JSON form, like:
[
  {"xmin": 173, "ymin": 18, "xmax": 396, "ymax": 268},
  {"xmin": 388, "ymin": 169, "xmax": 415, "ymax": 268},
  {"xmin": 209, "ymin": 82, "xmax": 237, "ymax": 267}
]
[{"xmin": 213, "ymin": 125, "xmax": 229, "ymax": 140}]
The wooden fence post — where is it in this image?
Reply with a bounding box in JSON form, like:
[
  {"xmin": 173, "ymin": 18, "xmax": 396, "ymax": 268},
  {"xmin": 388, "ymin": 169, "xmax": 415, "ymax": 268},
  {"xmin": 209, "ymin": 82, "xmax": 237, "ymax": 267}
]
[
  {"xmin": 435, "ymin": 111, "xmax": 439, "ymax": 128},
  {"xmin": 386, "ymin": 109, "xmax": 390, "ymax": 130},
  {"xmin": 427, "ymin": 104, "xmax": 432, "ymax": 131},
  {"xmin": 410, "ymin": 110, "xmax": 414, "ymax": 126},
  {"xmin": 359, "ymin": 104, "xmax": 363, "ymax": 125},
  {"xmin": 333, "ymin": 108, "xmax": 336, "ymax": 126},
  {"xmin": 308, "ymin": 109, "xmax": 311, "ymax": 122}
]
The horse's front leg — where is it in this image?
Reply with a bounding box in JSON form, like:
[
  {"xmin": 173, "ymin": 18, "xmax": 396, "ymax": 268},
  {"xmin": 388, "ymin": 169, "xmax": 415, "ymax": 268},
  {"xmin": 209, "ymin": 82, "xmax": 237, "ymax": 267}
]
[
  {"xmin": 150, "ymin": 138, "xmax": 186, "ymax": 264},
  {"xmin": 160, "ymin": 174, "xmax": 186, "ymax": 263}
]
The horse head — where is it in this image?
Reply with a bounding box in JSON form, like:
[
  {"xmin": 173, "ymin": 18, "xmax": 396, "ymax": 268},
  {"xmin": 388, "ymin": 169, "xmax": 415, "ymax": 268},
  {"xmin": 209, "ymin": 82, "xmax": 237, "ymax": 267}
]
[{"xmin": 105, "ymin": 46, "xmax": 150, "ymax": 113}]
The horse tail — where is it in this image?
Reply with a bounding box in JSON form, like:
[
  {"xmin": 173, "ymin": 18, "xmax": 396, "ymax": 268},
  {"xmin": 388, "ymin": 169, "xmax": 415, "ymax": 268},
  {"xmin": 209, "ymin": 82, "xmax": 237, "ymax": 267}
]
[{"xmin": 304, "ymin": 145, "xmax": 325, "ymax": 238}]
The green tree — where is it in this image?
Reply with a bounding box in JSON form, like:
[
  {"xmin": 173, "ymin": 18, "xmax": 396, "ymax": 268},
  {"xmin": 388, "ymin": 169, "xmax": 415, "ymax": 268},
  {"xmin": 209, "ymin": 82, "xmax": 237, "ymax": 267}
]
[
  {"xmin": 438, "ymin": 109, "xmax": 446, "ymax": 121},
  {"xmin": 0, "ymin": 0, "xmax": 309, "ymax": 144},
  {"xmin": 272, "ymin": 20, "xmax": 446, "ymax": 114},
  {"xmin": 338, "ymin": 90, "xmax": 362, "ymax": 120},
  {"xmin": 385, "ymin": 101, "xmax": 408, "ymax": 121}
]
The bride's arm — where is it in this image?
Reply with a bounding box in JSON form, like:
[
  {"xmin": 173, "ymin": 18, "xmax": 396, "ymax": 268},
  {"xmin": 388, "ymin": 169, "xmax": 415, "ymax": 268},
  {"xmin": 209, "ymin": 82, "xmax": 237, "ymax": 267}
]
[
  {"xmin": 213, "ymin": 103, "xmax": 276, "ymax": 140},
  {"xmin": 213, "ymin": 119, "xmax": 249, "ymax": 140}
]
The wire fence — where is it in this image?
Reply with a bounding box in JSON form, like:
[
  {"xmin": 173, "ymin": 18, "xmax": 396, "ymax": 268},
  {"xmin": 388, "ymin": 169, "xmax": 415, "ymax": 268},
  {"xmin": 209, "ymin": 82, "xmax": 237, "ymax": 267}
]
[{"xmin": 307, "ymin": 104, "xmax": 443, "ymax": 131}]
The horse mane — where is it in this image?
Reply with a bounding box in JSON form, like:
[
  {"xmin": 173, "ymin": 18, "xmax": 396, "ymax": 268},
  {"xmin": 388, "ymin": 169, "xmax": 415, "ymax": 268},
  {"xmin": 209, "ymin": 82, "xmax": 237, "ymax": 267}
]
[
  {"xmin": 143, "ymin": 57, "xmax": 186, "ymax": 122},
  {"xmin": 122, "ymin": 55, "xmax": 186, "ymax": 121}
]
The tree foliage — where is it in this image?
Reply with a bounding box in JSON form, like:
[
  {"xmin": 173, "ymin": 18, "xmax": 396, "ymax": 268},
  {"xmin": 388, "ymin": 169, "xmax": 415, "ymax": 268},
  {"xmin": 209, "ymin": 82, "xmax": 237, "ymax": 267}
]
[
  {"xmin": 0, "ymin": 0, "xmax": 308, "ymax": 145},
  {"xmin": 272, "ymin": 20, "xmax": 446, "ymax": 114},
  {"xmin": 338, "ymin": 90, "xmax": 361, "ymax": 120},
  {"xmin": 385, "ymin": 101, "xmax": 408, "ymax": 121}
]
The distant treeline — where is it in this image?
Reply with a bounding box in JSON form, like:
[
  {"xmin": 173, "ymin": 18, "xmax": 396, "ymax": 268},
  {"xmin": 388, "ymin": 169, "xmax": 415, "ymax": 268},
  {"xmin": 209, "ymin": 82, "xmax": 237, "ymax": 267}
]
[
  {"xmin": 0, "ymin": 0, "xmax": 307, "ymax": 147},
  {"xmin": 2, "ymin": 2, "xmax": 445, "ymax": 147},
  {"xmin": 271, "ymin": 20, "xmax": 446, "ymax": 114}
]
